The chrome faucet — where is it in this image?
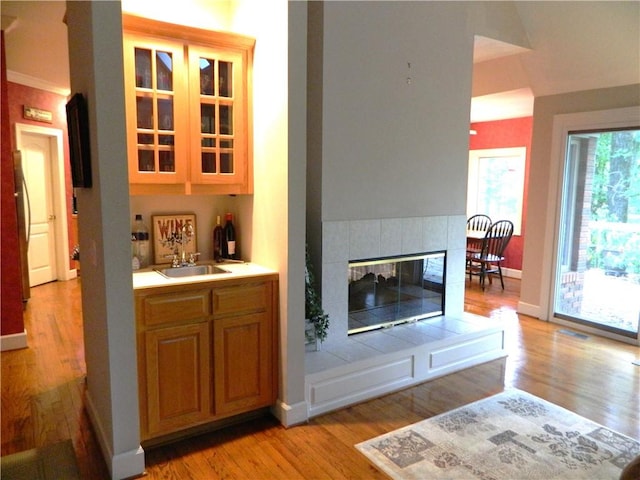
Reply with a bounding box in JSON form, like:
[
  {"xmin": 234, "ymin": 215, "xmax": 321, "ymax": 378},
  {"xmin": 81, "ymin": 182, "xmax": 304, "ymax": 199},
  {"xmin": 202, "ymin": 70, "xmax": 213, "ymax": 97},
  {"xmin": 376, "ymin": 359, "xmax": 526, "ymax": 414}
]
[
  {"xmin": 180, "ymin": 223, "xmax": 194, "ymax": 266},
  {"xmin": 165, "ymin": 223, "xmax": 199, "ymax": 268}
]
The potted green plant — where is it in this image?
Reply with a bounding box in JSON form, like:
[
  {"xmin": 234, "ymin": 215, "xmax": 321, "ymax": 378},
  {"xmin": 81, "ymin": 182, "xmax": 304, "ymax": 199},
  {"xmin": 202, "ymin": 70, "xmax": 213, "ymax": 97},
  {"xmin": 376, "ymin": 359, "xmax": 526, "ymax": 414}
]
[{"xmin": 305, "ymin": 245, "xmax": 329, "ymax": 350}]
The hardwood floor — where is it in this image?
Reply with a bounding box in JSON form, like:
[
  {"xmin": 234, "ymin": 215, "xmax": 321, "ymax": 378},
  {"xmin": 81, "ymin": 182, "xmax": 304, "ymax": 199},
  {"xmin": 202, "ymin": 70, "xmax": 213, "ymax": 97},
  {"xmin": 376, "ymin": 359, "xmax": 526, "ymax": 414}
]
[{"xmin": 2, "ymin": 276, "xmax": 638, "ymax": 479}]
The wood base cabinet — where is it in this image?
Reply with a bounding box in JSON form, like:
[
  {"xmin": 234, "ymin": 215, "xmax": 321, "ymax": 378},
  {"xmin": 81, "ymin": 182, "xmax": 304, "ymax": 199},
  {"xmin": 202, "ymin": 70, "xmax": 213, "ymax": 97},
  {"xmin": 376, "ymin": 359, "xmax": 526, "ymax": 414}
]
[
  {"xmin": 145, "ymin": 322, "xmax": 210, "ymax": 436},
  {"xmin": 135, "ymin": 275, "xmax": 278, "ymax": 442},
  {"xmin": 213, "ymin": 282, "xmax": 277, "ymax": 416}
]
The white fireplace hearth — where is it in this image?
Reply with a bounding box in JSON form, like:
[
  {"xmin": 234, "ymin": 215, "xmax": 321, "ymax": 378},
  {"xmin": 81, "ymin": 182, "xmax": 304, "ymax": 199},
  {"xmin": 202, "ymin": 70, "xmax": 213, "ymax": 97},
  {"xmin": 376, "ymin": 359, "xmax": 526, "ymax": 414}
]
[{"xmin": 303, "ymin": 215, "xmax": 507, "ymax": 419}]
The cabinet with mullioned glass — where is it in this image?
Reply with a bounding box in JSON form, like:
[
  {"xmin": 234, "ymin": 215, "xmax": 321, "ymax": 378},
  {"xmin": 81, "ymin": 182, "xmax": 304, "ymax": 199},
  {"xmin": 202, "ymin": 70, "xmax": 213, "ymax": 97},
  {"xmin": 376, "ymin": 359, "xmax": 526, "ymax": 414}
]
[
  {"xmin": 123, "ymin": 16, "xmax": 254, "ymax": 195},
  {"xmin": 123, "ymin": 34, "xmax": 187, "ymax": 190},
  {"xmin": 187, "ymin": 45, "xmax": 249, "ymax": 194}
]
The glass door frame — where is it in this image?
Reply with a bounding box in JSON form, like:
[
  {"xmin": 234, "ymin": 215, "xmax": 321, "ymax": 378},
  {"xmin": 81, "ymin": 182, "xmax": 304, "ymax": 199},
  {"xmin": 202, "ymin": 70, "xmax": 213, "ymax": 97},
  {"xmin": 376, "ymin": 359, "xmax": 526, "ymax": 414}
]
[{"xmin": 542, "ymin": 106, "xmax": 640, "ymax": 346}]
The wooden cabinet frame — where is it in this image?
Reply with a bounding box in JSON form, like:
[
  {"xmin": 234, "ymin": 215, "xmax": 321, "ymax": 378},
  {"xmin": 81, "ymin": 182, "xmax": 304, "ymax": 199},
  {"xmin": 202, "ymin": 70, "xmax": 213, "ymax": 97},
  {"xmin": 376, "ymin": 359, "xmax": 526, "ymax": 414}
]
[
  {"xmin": 135, "ymin": 275, "xmax": 278, "ymax": 442},
  {"xmin": 123, "ymin": 15, "xmax": 255, "ymax": 195}
]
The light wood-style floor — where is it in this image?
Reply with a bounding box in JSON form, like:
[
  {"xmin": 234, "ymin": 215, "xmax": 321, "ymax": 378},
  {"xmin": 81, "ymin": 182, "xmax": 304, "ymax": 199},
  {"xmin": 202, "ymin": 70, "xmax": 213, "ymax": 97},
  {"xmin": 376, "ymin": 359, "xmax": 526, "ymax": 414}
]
[{"xmin": 2, "ymin": 277, "xmax": 638, "ymax": 479}]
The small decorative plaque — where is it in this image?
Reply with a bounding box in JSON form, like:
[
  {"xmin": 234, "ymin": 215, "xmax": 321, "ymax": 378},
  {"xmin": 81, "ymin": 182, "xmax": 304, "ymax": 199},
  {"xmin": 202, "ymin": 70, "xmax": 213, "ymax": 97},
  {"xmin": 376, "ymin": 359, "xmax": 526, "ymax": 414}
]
[{"xmin": 23, "ymin": 105, "xmax": 53, "ymax": 123}]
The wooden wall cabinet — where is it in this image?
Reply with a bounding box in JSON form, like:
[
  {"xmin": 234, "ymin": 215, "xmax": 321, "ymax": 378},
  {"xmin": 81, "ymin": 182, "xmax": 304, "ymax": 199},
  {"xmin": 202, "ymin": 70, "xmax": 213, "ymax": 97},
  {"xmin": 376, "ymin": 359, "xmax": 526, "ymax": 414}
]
[
  {"xmin": 135, "ymin": 275, "xmax": 278, "ymax": 442},
  {"xmin": 123, "ymin": 15, "xmax": 254, "ymax": 195}
]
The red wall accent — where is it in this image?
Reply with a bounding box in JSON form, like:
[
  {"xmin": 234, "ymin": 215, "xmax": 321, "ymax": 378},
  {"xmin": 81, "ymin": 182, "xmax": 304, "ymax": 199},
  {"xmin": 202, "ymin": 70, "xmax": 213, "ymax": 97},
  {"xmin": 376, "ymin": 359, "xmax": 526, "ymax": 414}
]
[
  {"xmin": 7, "ymin": 82, "xmax": 75, "ymax": 269},
  {"xmin": 1, "ymin": 31, "xmax": 25, "ymax": 336},
  {"xmin": 469, "ymin": 117, "xmax": 533, "ymax": 272}
]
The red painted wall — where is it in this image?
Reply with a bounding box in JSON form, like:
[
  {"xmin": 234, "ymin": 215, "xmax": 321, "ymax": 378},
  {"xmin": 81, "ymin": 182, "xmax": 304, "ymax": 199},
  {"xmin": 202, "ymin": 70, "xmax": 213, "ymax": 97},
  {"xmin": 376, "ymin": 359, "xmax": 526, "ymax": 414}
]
[
  {"xmin": 1, "ymin": 32, "xmax": 24, "ymax": 336},
  {"xmin": 7, "ymin": 81, "xmax": 75, "ymax": 271},
  {"xmin": 469, "ymin": 116, "xmax": 532, "ymax": 272}
]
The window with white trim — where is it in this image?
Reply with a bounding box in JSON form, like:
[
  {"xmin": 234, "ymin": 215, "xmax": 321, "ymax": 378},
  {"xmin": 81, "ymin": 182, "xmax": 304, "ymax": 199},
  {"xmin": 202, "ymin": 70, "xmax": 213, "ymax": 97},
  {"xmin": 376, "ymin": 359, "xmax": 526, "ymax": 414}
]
[{"xmin": 467, "ymin": 147, "xmax": 526, "ymax": 235}]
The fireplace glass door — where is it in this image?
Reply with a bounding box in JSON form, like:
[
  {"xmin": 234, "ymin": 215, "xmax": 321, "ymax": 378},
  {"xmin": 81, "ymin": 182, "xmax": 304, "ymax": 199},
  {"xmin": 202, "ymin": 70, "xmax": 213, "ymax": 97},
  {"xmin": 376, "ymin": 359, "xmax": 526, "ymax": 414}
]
[{"xmin": 348, "ymin": 252, "xmax": 445, "ymax": 335}]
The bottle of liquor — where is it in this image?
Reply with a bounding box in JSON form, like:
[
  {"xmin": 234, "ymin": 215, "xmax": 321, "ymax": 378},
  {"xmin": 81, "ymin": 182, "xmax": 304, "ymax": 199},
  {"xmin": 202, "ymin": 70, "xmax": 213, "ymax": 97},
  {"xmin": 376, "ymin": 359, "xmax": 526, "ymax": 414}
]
[
  {"xmin": 212, "ymin": 215, "xmax": 223, "ymax": 262},
  {"xmin": 132, "ymin": 214, "xmax": 150, "ymax": 268},
  {"xmin": 223, "ymin": 213, "xmax": 236, "ymax": 260}
]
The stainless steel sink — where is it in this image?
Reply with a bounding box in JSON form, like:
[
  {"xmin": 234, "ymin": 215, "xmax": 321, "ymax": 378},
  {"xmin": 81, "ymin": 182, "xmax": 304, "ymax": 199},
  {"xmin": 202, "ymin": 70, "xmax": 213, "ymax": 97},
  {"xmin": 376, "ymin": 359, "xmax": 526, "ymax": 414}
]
[{"xmin": 156, "ymin": 264, "xmax": 229, "ymax": 278}]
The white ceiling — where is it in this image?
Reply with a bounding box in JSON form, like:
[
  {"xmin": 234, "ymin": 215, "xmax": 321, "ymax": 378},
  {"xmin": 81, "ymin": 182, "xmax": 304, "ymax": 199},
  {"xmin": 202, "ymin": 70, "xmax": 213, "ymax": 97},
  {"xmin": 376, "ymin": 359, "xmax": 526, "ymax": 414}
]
[
  {"xmin": 471, "ymin": 1, "xmax": 639, "ymax": 122},
  {"xmin": 2, "ymin": 1, "xmax": 69, "ymax": 95},
  {"xmin": 2, "ymin": 1, "xmax": 639, "ymax": 123},
  {"xmin": 473, "ymin": 35, "xmax": 530, "ymax": 64},
  {"xmin": 470, "ymin": 88, "xmax": 534, "ymax": 124},
  {"xmin": 471, "ymin": 36, "xmax": 533, "ymax": 122}
]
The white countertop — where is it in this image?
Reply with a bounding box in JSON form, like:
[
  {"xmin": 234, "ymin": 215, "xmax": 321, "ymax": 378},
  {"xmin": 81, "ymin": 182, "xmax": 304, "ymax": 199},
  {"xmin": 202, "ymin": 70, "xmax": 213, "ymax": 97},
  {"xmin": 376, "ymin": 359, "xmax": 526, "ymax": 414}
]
[{"xmin": 132, "ymin": 261, "xmax": 277, "ymax": 290}]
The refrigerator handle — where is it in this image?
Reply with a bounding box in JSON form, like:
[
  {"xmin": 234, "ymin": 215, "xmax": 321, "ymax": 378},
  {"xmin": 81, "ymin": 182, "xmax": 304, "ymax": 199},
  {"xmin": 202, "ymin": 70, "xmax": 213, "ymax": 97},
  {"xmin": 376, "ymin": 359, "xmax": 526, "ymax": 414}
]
[{"xmin": 22, "ymin": 175, "xmax": 31, "ymax": 244}]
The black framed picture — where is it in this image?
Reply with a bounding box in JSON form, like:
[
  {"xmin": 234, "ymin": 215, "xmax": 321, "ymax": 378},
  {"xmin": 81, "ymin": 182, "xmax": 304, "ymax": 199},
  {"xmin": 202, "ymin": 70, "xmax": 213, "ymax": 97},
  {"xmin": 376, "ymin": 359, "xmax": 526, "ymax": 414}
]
[{"xmin": 65, "ymin": 93, "xmax": 92, "ymax": 188}]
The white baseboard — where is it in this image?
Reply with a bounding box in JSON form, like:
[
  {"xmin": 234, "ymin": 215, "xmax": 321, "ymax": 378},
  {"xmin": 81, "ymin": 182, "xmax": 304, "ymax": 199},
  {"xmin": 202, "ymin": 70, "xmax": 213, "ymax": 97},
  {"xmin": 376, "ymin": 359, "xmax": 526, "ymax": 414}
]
[
  {"xmin": 111, "ymin": 446, "xmax": 145, "ymax": 480},
  {"xmin": 85, "ymin": 390, "xmax": 145, "ymax": 479},
  {"xmin": 1, "ymin": 330, "xmax": 27, "ymax": 351},
  {"xmin": 503, "ymin": 268, "xmax": 522, "ymax": 279},
  {"xmin": 271, "ymin": 399, "xmax": 308, "ymax": 427},
  {"xmin": 517, "ymin": 301, "xmax": 541, "ymax": 319},
  {"xmin": 60, "ymin": 269, "xmax": 78, "ymax": 281}
]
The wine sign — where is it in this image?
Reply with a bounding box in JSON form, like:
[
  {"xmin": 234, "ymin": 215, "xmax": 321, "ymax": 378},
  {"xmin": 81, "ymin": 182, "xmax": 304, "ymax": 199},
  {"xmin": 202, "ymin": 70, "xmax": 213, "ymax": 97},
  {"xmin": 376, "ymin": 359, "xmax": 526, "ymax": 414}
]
[{"xmin": 152, "ymin": 213, "xmax": 197, "ymax": 264}]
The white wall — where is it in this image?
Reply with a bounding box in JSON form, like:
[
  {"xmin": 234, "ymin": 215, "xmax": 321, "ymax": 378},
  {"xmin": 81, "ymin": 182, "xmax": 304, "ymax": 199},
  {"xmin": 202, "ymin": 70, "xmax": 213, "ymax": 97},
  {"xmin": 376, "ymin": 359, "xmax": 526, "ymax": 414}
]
[
  {"xmin": 311, "ymin": 3, "xmax": 476, "ymax": 332},
  {"xmin": 320, "ymin": 2, "xmax": 474, "ymax": 222},
  {"xmin": 66, "ymin": 2, "xmax": 144, "ymax": 478},
  {"xmin": 282, "ymin": 0, "xmax": 309, "ymax": 423}
]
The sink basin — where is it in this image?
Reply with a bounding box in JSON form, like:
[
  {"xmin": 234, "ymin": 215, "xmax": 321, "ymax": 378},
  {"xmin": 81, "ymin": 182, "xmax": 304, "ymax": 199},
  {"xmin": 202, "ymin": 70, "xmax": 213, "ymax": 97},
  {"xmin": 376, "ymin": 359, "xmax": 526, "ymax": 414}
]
[{"xmin": 156, "ymin": 264, "xmax": 229, "ymax": 278}]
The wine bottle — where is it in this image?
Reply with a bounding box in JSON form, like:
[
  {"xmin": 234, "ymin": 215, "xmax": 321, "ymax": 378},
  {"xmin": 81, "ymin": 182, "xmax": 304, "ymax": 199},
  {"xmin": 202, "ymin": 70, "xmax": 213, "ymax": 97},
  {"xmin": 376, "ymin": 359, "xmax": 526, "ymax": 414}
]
[
  {"xmin": 132, "ymin": 214, "xmax": 150, "ymax": 268},
  {"xmin": 212, "ymin": 215, "xmax": 223, "ymax": 262},
  {"xmin": 223, "ymin": 213, "xmax": 236, "ymax": 260}
]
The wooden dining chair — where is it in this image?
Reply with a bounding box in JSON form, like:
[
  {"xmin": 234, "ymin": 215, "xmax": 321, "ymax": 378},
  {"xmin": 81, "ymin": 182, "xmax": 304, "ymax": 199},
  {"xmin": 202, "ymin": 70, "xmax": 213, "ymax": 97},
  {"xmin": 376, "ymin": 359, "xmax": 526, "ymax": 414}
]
[
  {"xmin": 467, "ymin": 214, "xmax": 492, "ymax": 233},
  {"xmin": 466, "ymin": 214, "xmax": 492, "ymax": 255},
  {"xmin": 467, "ymin": 219, "xmax": 514, "ymax": 289},
  {"xmin": 466, "ymin": 215, "xmax": 492, "ymax": 276}
]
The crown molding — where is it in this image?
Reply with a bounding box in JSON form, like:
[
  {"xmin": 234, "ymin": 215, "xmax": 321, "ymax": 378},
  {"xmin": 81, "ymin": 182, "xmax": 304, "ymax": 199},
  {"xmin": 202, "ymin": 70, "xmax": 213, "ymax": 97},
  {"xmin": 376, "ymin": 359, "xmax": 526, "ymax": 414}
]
[{"xmin": 7, "ymin": 70, "xmax": 70, "ymax": 97}]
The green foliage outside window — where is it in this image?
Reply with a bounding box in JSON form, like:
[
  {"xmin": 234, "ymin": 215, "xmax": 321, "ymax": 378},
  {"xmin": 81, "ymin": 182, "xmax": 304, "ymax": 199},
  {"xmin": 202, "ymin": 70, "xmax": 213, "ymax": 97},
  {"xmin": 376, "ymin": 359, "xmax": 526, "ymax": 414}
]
[{"xmin": 588, "ymin": 130, "xmax": 640, "ymax": 275}]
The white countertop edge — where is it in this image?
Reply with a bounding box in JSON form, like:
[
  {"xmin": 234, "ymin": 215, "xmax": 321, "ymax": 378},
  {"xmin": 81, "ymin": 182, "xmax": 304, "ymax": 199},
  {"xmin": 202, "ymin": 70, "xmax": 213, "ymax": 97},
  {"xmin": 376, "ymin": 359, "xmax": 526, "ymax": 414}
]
[{"xmin": 132, "ymin": 262, "xmax": 277, "ymax": 290}]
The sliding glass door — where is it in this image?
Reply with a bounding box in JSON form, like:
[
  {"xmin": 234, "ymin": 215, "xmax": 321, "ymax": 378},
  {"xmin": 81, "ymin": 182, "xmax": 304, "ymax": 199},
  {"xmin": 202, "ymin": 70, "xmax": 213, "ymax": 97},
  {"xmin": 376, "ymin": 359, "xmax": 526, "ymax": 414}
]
[{"xmin": 553, "ymin": 128, "xmax": 640, "ymax": 341}]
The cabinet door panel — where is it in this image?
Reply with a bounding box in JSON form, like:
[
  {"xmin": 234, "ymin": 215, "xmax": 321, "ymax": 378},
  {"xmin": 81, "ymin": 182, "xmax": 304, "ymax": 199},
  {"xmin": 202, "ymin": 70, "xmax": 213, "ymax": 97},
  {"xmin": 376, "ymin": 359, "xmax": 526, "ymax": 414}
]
[
  {"xmin": 187, "ymin": 45, "xmax": 247, "ymax": 187},
  {"xmin": 213, "ymin": 312, "xmax": 273, "ymax": 415},
  {"xmin": 145, "ymin": 322, "xmax": 210, "ymax": 437},
  {"xmin": 213, "ymin": 282, "xmax": 268, "ymax": 317},
  {"xmin": 123, "ymin": 34, "xmax": 187, "ymax": 185},
  {"xmin": 142, "ymin": 289, "xmax": 211, "ymax": 327}
]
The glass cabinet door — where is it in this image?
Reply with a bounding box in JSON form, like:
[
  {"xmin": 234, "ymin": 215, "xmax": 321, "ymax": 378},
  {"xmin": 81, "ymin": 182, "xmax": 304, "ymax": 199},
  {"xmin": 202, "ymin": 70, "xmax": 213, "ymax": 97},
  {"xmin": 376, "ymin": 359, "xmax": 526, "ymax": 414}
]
[
  {"xmin": 135, "ymin": 47, "xmax": 175, "ymax": 173},
  {"xmin": 124, "ymin": 36, "xmax": 186, "ymax": 185},
  {"xmin": 188, "ymin": 46, "xmax": 246, "ymax": 186}
]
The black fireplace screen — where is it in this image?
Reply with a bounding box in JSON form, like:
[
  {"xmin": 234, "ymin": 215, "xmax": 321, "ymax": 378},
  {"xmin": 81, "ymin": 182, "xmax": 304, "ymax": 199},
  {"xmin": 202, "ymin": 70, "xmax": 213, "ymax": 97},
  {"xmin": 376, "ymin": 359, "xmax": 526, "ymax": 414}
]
[{"xmin": 348, "ymin": 251, "xmax": 445, "ymax": 335}]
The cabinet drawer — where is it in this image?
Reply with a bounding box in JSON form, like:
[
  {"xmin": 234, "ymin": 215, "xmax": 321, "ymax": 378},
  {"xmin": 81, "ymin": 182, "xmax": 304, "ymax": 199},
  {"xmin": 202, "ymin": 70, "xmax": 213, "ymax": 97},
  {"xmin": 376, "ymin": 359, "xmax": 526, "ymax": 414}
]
[
  {"xmin": 142, "ymin": 289, "xmax": 212, "ymax": 327},
  {"xmin": 213, "ymin": 282, "xmax": 269, "ymax": 317}
]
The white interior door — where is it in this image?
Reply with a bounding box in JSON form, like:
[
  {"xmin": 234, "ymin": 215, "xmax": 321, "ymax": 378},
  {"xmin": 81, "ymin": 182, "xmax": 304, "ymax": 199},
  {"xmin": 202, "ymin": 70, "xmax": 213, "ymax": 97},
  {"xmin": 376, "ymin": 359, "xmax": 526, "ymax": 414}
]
[{"xmin": 21, "ymin": 132, "xmax": 57, "ymax": 286}]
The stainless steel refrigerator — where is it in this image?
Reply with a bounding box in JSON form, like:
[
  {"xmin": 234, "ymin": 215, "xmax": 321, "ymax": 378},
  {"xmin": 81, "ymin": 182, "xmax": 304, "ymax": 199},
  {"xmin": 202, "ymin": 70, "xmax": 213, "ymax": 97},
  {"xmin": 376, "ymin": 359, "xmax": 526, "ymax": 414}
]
[{"xmin": 13, "ymin": 150, "xmax": 31, "ymax": 304}]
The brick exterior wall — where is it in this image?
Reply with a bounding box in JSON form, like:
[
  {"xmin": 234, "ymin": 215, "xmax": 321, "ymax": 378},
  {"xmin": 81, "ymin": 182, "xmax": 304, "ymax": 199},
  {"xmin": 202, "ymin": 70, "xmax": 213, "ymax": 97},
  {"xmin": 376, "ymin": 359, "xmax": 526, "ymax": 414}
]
[{"xmin": 556, "ymin": 136, "xmax": 597, "ymax": 315}]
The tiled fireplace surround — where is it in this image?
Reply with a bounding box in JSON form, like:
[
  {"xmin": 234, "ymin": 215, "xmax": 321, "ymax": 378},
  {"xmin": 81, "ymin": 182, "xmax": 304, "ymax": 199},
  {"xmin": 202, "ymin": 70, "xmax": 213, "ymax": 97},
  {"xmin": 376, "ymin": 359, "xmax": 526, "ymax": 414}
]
[
  {"xmin": 303, "ymin": 214, "xmax": 507, "ymax": 418},
  {"xmin": 321, "ymin": 214, "xmax": 467, "ymax": 344}
]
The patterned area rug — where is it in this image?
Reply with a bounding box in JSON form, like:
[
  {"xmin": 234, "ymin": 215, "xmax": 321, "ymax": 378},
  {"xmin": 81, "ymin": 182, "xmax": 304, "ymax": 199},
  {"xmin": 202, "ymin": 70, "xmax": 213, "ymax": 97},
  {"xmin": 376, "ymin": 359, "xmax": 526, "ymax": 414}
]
[{"xmin": 356, "ymin": 389, "xmax": 640, "ymax": 479}]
